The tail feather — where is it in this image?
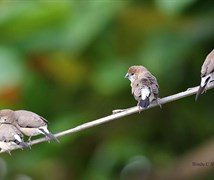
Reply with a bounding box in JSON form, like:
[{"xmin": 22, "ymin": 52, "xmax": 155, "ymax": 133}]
[
  {"xmin": 18, "ymin": 141, "xmax": 30, "ymax": 148},
  {"xmin": 195, "ymin": 85, "xmax": 206, "ymax": 101},
  {"xmin": 39, "ymin": 129, "xmax": 60, "ymax": 143},
  {"xmin": 139, "ymin": 96, "xmax": 150, "ymax": 109}
]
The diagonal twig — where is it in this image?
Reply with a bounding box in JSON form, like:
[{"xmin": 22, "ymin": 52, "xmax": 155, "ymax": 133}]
[{"xmin": 1, "ymin": 82, "xmax": 214, "ymax": 154}]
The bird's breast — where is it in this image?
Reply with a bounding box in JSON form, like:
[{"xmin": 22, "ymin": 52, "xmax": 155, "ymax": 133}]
[{"xmin": 19, "ymin": 127, "xmax": 40, "ymax": 136}]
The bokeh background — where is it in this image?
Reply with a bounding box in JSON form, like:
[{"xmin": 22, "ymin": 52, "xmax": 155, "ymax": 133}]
[{"xmin": 0, "ymin": 0, "xmax": 214, "ymax": 180}]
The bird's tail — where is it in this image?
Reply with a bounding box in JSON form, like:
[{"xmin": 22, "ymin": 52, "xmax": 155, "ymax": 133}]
[
  {"xmin": 139, "ymin": 96, "xmax": 150, "ymax": 109},
  {"xmin": 195, "ymin": 85, "xmax": 206, "ymax": 101},
  {"xmin": 40, "ymin": 129, "xmax": 60, "ymax": 143},
  {"xmin": 14, "ymin": 134, "xmax": 30, "ymax": 149},
  {"xmin": 17, "ymin": 141, "xmax": 30, "ymax": 149},
  {"xmin": 196, "ymin": 74, "xmax": 212, "ymax": 101}
]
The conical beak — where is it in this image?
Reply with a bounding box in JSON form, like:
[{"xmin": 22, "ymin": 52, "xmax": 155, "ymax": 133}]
[
  {"xmin": 195, "ymin": 85, "xmax": 206, "ymax": 101},
  {"xmin": 125, "ymin": 73, "xmax": 129, "ymax": 79}
]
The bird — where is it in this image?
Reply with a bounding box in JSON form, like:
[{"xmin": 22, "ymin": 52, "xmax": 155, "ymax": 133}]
[
  {"xmin": 14, "ymin": 110, "xmax": 60, "ymax": 143},
  {"xmin": 0, "ymin": 109, "xmax": 59, "ymax": 144},
  {"xmin": 196, "ymin": 49, "xmax": 214, "ymax": 101},
  {"xmin": 125, "ymin": 65, "xmax": 160, "ymax": 109},
  {"xmin": 0, "ymin": 124, "xmax": 29, "ymax": 155}
]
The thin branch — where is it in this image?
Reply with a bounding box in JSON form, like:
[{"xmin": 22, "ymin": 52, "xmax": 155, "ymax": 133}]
[{"xmin": 1, "ymin": 82, "xmax": 214, "ymax": 154}]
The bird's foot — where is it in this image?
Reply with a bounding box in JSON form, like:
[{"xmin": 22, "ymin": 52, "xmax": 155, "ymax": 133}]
[
  {"xmin": 187, "ymin": 88, "xmax": 194, "ymax": 91},
  {"xmin": 112, "ymin": 109, "xmax": 129, "ymax": 114},
  {"xmin": 27, "ymin": 138, "xmax": 32, "ymax": 149},
  {"xmin": 46, "ymin": 137, "xmax": 51, "ymax": 143},
  {"xmin": 138, "ymin": 106, "xmax": 142, "ymax": 113},
  {"xmin": 157, "ymin": 98, "xmax": 162, "ymax": 108},
  {"xmin": 7, "ymin": 150, "xmax": 11, "ymax": 156},
  {"xmin": 204, "ymin": 86, "xmax": 208, "ymax": 93},
  {"xmin": 27, "ymin": 143, "xmax": 32, "ymax": 149}
]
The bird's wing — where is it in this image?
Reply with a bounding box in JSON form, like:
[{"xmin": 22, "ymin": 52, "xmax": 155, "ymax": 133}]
[
  {"xmin": 0, "ymin": 125, "xmax": 11, "ymax": 140},
  {"xmin": 15, "ymin": 111, "xmax": 47, "ymax": 128},
  {"xmin": 0, "ymin": 124, "xmax": 22, "ymax": 141},
  {"xmin": 132, "ymin": 78, "xmax": 151, "ymax": 99},
  {"xmin": 144, "ymin": 72, "xmax": 159, "ymax": 97},
  {"xmin": 201, "ymin": 50, "xmax": 214, "ymax": 76},
  {"xmin": 132, "ymin": 81, "xmax": 142, "ymax": 98}
]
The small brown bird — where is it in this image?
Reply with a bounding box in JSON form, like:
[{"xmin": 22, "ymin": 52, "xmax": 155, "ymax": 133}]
[
  {"xmin": 14, "ymin": 110, "xmax": 60, "ymax": 143},
  {"xmin": 0, "ymin": 114, "xmax": 29, "ymax": 154},
  {"xmin": 0, "ymin": 109, "xmax": 59, "ymax": 143},
  {"xmin": 196, "ymin": 49, "xmax": 214, "ymax": 101},
  {"xmin": 125, "ymin": 65, "xmax": 159, "ymax": 109}
]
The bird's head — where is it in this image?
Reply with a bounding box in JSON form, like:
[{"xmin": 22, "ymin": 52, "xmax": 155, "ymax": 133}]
[
  {"xmin": 0, "ymin": 109, "xmax": 15, "ymax": 124},
  {"xmin": 125, "ymin": 66, "xmax": 147, "ymax": 82}
]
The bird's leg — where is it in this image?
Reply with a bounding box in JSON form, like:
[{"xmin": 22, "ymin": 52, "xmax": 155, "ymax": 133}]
[
  {"xmin": 204, "ymin": 86, "xmax": 208, "ymax": 93},
  {"xmin": 138, "ymin": 106, "xmax": 141, "ymax": 113},
  {"xmin": 27, "ymin": 137, "xmax": 32, "ymax": 148},
  {"xmin": 0, "ymin": 148, "xmax": 10, "ymax": 155},
  {"xmin": 28, "ymin": 143, "xmax": 31, "ymax": 150},
  {"xmin": 156, "ymin": 98, "xmax": 162, "ymax": 108},
  {"xmin": 137, "ymin": 102, "xmax": 142, "ymax": 113},
  {"xmin": 45, "ymin": 136, "xmax": 51, "ymax": 143},
  {"xmin": 7, "ymin": 150, "xmax": 11, "ymax": 156}
]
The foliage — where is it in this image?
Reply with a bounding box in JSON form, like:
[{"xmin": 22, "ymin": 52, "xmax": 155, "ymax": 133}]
[{"xmin": 0, "ymin": 0, "xmax": 214, "ymax": 179}]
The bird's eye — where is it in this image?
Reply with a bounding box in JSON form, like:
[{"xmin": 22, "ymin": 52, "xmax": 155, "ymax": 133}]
[{"xmin": 131, "ymin": 73, "xmax": 134, "ymax": 76}]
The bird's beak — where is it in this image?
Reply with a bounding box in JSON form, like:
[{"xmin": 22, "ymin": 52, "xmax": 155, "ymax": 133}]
[
  {"xmin": 125, "ymin": 73, "xmax": 129, "ymax": 79},
  {"xmin": 195, "ymin": 85, "xmax": 205, "ymax": 101}
]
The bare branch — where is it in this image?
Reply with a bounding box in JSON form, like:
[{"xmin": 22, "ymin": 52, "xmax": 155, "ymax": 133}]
[{"xmin": 1, "ymin": 82, "xmax": 214, "ymax": 153}]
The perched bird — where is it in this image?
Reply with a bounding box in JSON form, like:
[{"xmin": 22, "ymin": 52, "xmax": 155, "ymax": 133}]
[
  {"xmin": 14, "ymin": 110, "xmax": 60, "ymax": 143},
  {"xmin": 0, "ymin": 109, "xmax": 59, "ymax": 143},
  {"xmin": 0, "ymin": 125, "xmax": 28, "ymax": 155},
  {"xmin": 196, "ymin": 49, "xmax": 214, "ymax": 101},
  {"xmin": 125, "ymin": 65, "xmax": 159, "ymax": 109}
]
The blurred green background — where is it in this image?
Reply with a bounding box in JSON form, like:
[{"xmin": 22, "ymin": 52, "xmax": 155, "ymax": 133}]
[{"xmin": 0, "ymin": 0, "xmax": 214, "ymax": 180}]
